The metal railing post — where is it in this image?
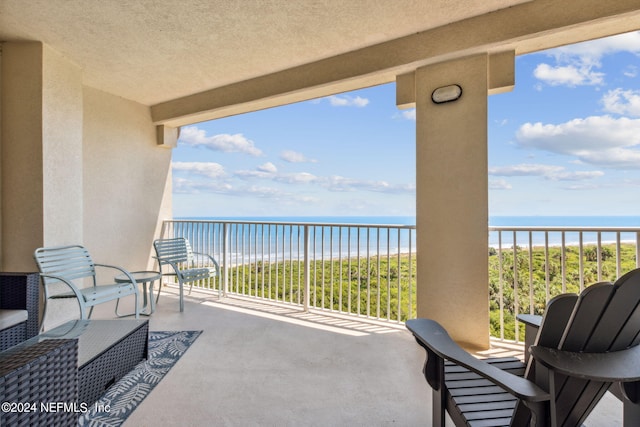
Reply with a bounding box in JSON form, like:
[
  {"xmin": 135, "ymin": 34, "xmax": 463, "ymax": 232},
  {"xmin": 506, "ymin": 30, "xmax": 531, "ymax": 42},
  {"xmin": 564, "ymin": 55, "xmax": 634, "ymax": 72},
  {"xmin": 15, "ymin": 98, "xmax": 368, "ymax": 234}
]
[
  {"xmin": 223, "ymin": 222, "xmax": 229, "ymax": 297},
  {"xmin": 303, "ymin": 224, "xmax": 310, "ymax": 312}
]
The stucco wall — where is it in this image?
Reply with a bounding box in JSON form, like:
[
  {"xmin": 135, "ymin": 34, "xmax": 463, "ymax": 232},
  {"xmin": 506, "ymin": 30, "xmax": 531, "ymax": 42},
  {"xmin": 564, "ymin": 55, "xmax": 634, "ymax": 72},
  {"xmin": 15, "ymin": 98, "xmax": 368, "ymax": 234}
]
[
  {"xmin": 415, "ymin": 55, "xmax": 490, "ymax": 350},
  {"xmin": 1, "ymin": 42, "xmax": 84, "ymax": 271},
  {"xmin": 42, "ymin": 44, "xmax": 84, "ymax": 247},
  {"xmin": 82, "ymin": 86, "xmax": 172, "ymax": 272}
]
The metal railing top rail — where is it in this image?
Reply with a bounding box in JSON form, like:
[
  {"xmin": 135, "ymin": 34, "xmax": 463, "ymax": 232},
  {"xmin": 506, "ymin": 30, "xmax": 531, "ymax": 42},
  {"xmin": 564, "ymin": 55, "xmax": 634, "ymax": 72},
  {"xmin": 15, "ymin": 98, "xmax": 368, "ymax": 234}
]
[
  {"xmin": 168, "ymin": 218, "xmax": 416, "ymax": 229},
  {"xmin": 489, "ymin": 225, "xmax": 640, "ymax": 232}
]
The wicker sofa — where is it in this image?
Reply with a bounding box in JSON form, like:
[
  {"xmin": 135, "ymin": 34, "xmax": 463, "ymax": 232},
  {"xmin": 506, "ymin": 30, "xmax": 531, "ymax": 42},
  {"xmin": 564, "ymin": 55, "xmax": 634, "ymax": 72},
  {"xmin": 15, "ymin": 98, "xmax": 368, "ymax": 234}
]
[
  {"xmin": 0, "ymin": 338, "xmax": 79, "ymax": 426},
  {"xmin": 0, "ymin": 273, "xmax": 40, "ymax": 352},
  {"xmin": 0, "ymin": 273, "xmax": 79, "ymax": 426}
]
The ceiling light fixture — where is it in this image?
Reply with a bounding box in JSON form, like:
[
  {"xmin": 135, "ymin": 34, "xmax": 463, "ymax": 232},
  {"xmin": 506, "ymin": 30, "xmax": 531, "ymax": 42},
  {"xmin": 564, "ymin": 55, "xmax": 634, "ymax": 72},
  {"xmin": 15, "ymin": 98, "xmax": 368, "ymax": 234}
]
[{"xmin": 431, "ymin": 84, "xmax": 462, "ymax": 104}]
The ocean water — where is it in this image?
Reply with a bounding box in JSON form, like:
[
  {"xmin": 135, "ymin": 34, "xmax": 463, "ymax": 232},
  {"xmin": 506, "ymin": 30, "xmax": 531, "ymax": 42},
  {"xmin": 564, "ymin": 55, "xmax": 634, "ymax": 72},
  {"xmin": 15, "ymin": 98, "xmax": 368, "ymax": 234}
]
[
  {"xmin": 489, "ymin": 216, "xmax": 640, "ymax": 248},
  {"xmin": 182, "ymin": 215, "xmax": 640, "ymax": 227},
  {"xmin": 186, "ymin": 215, "xmax": 417, "ymax": 226},
  {"xmin": 176, "ymin": 216, "xmax": 640, "ymax": 252},
  {"xmin": 489, "ymin": 216, "xmax": 640, "ymax": 228}
]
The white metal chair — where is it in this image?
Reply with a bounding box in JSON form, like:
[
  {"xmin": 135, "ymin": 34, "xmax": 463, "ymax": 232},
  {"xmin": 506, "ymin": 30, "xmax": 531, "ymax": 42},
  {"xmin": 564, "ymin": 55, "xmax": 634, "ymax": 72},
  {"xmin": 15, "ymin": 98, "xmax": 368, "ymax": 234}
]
[
  {"xmin": 34, "ymin": 245, "xmax": 139, "ymax": 329},
  {"xmin": 153, "ymin": 237, "xmax": 220, "ymax": 312}
]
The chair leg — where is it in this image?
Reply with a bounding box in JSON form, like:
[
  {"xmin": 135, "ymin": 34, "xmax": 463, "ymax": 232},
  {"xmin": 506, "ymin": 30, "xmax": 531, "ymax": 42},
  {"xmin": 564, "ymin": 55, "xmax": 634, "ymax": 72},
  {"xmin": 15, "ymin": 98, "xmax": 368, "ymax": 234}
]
[
  {"xmin": 179, "ymin": 281, "xmax": 184, "ymax": 312},
  {"xmin": 623, "ymin": 382, "xmax": 640, "ymax": 426},
  {"xmin": 132, "ymin": 291, "xmax": 139, "ymax": 319},
  {"xmin": 40, "ymin": 299, "xmax": 49, "ymax": 332}
]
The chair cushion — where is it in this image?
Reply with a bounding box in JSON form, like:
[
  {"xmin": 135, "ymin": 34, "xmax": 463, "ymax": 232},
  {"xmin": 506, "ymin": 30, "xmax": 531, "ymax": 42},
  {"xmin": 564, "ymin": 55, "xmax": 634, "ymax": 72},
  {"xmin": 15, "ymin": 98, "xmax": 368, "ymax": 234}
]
[{"xmin": 0, "ymin": 309, "xmax": 28, "ymax": 330}]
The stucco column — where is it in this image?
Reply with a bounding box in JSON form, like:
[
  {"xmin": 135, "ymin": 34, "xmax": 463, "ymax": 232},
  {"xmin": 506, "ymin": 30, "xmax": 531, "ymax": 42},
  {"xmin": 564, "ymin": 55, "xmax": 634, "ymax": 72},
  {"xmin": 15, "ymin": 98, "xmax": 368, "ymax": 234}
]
[
  {"xmin": 415, "ymin": 55, "xmax": 490, "ymax": 350},
  {"xmin": 1, "ymin": 42, "xmax": 83, "ymax": 271}
]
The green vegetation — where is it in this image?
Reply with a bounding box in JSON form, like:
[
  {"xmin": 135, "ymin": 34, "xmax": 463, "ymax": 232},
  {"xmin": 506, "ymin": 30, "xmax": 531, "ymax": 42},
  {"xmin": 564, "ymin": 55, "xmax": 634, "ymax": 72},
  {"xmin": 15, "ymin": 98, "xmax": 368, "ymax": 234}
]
[
  {"xmin": 490, "ymin": 243, "xmax": 637, "ymax": 340},
  {"xmin": 199, "ymin": 254, "xmax": 418, "ymax": 321},
  {"xmin": 183, "ymin": 243, "xmax": 637, "ymax": 336}
]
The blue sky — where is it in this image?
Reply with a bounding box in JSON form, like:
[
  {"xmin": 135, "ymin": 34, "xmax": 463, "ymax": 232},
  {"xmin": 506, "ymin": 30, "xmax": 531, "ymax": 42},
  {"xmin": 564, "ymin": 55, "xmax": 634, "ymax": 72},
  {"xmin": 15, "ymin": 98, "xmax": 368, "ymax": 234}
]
[{"xmin": 173, "ymin": 31, "xmax": 640, "ymax": 218}]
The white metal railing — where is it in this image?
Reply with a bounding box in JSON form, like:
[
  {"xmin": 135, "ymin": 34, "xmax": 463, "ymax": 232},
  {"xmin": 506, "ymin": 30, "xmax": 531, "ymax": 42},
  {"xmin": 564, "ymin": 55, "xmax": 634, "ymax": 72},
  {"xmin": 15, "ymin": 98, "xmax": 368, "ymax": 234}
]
[
  {"xmin": 489, "ymin": 226, "xmax": 640, "ymax": 342},
  {"xmin": 158, "ymin": 221, "xmax": 640, "ymax": 340},
  {"xmin": 160, "ymin": 219, "xmax": 417, "ymax": 323}
]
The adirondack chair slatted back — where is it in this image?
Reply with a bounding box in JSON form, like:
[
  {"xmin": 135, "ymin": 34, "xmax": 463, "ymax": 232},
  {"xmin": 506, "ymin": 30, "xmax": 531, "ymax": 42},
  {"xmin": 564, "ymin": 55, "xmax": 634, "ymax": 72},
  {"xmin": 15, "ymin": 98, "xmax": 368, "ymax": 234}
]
[
  {"xmin": 35, "ymin": 245, "xmax": 97, "ymax": 287},
  {"xmin": 519, "ymin": 270, "xmax": 640, "ymax": 427}
]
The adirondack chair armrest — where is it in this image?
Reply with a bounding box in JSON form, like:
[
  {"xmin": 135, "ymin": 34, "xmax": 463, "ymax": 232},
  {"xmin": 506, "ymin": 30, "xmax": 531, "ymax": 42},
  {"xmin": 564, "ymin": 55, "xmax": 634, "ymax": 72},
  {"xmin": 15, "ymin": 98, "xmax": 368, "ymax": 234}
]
[
  {"xmin": 517, "ymin": 313, "xmax": 542, "ymax": 328},
  {"xmin": 406, "ymin": 318, "xmax": 550, "ymax": 402},
  {"xmin": 531, "ymin": 345, "xmax": 640, "ymax": 383}
]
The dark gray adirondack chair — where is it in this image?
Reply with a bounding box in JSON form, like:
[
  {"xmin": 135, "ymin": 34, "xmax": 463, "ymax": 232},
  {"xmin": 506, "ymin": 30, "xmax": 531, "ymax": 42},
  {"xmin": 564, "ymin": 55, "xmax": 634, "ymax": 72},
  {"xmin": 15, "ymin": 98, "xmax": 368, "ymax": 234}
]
[
  {"xmin": 34, "ymin": 245, "xmax": 139, "ymax": 329},
  {"xmin": 153, "ymin": 237, "xmax": 220, "ymax": 312},
  {"xmin": 406, "ymin": 268, "xmax": 640, "ymax": 426}
]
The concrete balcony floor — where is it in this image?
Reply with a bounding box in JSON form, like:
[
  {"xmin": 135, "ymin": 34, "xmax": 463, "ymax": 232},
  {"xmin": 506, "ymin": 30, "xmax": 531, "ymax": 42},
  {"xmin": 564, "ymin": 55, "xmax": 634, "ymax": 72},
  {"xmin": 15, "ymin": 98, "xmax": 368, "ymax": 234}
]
[{"xmin": 90, "ymin": 287, "xmax": 621, "ymax": 426}]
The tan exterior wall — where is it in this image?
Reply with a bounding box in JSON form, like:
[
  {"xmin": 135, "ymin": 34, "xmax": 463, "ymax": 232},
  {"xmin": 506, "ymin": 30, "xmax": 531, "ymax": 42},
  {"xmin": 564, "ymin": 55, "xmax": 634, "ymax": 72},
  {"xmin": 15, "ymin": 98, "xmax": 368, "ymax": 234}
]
[
  {"xmin": 1, "ymin": 42, "xmax": 83, "ymax": 272},
  {"xmin": 42, "ymin": 44, "xmax": 84, "ymax": 247},
  {"xmin": 82, "ymin": 86, "xmax": 172, "ymax": 271},
  {"xmin": 415, "ymin": 55, "xmax": 489, "ymax": 350},
  {"xmin": 1, "ymin": 42, "xmax": 172, "ymax": 327}
]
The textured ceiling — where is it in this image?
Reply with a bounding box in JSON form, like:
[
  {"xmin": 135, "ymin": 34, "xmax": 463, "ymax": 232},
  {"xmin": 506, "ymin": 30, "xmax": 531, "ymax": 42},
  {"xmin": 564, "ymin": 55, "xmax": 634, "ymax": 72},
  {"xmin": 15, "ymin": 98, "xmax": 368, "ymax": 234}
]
[{"xmin": 0, "ymin": 0, "xmax": 528, "ymax": 105}]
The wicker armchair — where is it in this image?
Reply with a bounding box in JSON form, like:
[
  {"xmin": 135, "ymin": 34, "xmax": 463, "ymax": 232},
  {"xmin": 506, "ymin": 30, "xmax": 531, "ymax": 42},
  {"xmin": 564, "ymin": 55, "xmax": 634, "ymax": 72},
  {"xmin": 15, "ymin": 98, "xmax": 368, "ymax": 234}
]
[{"xmin": 0, "ymin": 273, "xmax": 39, "ymax": 351}]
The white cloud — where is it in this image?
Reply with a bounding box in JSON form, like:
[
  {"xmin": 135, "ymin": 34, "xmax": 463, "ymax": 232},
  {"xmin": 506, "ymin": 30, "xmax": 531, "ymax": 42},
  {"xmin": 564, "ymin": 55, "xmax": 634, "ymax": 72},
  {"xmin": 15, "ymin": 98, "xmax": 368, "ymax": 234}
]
[
  {"xmin": 624, "ymin": 65, "xmax": 639, "ymax": 78},
  {"xmin": 232, "ymin": 163, "xmax": 414, "ymax": 194},
  {"xmin": 516, "ymin": 116, "xmax": 640, "ymax": 169},
  {"xmin": 257, "ymin": 162, "xmax": 278, "ymax": 173},
  {"xmin": 489, "ymin": 163, "xmax": 604, "ymax": 181},
  {"xmin": 280, "ymin": 150, "xmax": 317, "ymax": 163},
  {"xmin": 172, "ymin": 161, "xmax": 226, "ymax": 178},
  {"xmin": 548, "ymin": 31, "xmax": 640, "ymax": 60},
  {"xmin": 489, "ymin": 179, "xmax": 512, "ymax": 190},
  {"xmin": 179, "ymin": 126, "xmax": 263, "ymax": 156},
  {"xmin": 275, "ymin": 172, "xmax": 318, "ymax": 184},
  {"xmin": 174, "ymin": 158, "xmax": 414, "ymax": 197},
  {"xmin": 322, "ymin": 175, "xmax": 415, "ymax": 193},
  {"xmin": 533, "ymin": 31, "xmax": 640, "ymax": 87},
  {"xmin": 392, "ymin": 108, "xmax": 416, "ymax": 121},
  {"xmin": 402, "ymin": 109, "xmax": 416, "ymax": 121},
  {"xmin": 173, "ymin": 177, "xmax": 233, "ymax": 194},
  {"xmin": 327, "ymin": 95, "xmax": 369, "ymax": 108},
  {"xmin": 533, "ymin": 63, "xmax": 603, "ymax": 86},
  {"xmin": 489, "ymin": 164, "xmax": 564, "ymax": 176},
  {"xmin": 601, "ymin": 89, "xmax": 640, "ymax": 117},
  {"xmin": 235, "ymin": 162, "xmax": 278, "ymax": 179},
  {"xmin": 552, "ymin": 170, "xmax": 605, "ymax": 181},
  {"xmin": 242, "ymin": 186, "xmax": 321, "ymax": 204}
]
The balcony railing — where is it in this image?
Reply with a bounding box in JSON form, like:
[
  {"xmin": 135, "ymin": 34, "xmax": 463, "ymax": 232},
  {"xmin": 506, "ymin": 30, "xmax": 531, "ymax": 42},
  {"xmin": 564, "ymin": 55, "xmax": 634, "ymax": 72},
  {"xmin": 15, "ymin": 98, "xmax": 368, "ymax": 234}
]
[
  {"xmin": 160, "ymin": 219, "xmax": 417, "ymax": 323},
  {"xmin": 160, "ymin": 220, "xmax": 640, "ymax": 343},
  {"xmin": 489, "ymin": 226, "xmax": 640, "ymax": 342}
]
